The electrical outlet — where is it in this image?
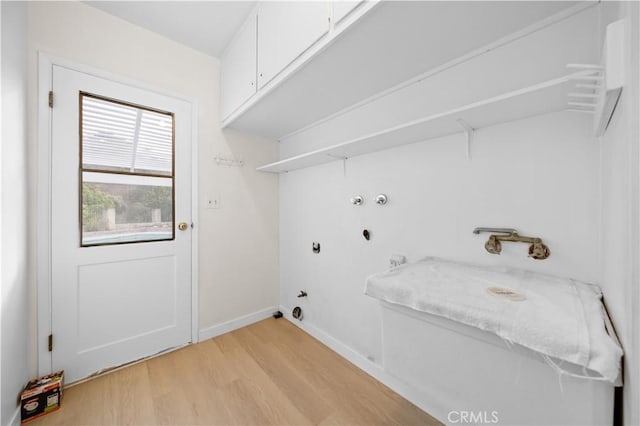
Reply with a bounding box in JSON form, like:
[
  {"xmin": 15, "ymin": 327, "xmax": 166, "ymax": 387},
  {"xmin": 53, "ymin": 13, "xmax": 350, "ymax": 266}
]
[{"xmin": 206, "ymin": 196, "xmax": 221, "ymax": 209}]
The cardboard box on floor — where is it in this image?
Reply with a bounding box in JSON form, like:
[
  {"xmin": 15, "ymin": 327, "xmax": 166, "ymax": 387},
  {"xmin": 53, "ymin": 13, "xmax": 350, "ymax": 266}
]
[{"xmin": 20, "ymin": 371, "xmax": 64, "ymax": 423}]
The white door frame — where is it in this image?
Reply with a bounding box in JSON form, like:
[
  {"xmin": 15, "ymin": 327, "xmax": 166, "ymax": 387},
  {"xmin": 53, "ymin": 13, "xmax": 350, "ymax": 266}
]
[{"xmin": 36, "ymin": 52, "xmax": 200, "ymax": 376}]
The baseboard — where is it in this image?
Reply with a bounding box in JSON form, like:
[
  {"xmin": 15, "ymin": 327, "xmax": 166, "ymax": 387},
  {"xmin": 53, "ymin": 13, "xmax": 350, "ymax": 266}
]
[
  {"xmin": 279, "ymin": 304, "xmax": 448, "ymax": 424},
  {"xmin": 198, "ymin": 306, "xmax": 277, "ymax": 341},
  {"xmin": 9, "ymin": 406, "xmax": 20, "ymax": 426}
]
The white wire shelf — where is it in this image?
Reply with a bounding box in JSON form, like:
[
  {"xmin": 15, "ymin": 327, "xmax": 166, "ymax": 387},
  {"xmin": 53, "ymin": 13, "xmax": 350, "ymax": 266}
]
[{"xmin": 257, "ymin": 71, "xmax": 587, "ymax": 173}]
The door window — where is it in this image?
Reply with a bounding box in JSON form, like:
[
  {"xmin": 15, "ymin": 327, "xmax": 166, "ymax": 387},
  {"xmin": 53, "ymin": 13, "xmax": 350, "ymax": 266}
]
[{"xmin": 80, "ymin": 93, "xmax": 174, "ymax": 246}]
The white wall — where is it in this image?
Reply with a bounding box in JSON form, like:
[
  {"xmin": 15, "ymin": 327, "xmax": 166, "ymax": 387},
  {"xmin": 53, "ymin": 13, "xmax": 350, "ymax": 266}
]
[
  {"xmin": 1, "ymin": 1, "xmax": 30, "ymax": 424},
  {"xmin": 279, "ymin": 4, "xmax": 600, "ymax": 354},
  {"xmin": 598, "ymin": 2, "xmax": 640, "ymax": 424},
  {"xmin": 280, "ymin": 112, "xmax": 600, "ymax": 364},
  {"xmin": 27, "ymin": 0, "xmax": 279, "ymax": 363}
]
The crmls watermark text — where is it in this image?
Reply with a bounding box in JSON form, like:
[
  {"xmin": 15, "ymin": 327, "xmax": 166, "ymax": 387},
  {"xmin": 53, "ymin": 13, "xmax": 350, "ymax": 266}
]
[{"xmin": 447, "ymin": 410, "xmax": 499, "ymax": 424}]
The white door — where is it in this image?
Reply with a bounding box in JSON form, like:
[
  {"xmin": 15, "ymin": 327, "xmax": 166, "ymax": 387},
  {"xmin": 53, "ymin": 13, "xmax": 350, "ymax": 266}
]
[{"xmin": 50, "ymin": 66, "xmax": 193, "ymax": 383}]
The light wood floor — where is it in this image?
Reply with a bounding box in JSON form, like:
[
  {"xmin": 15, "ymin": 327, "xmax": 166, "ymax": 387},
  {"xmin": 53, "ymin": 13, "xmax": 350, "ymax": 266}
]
[{"xmin": 32, "ymin": 318, "xmax": 440, "ymax": 425}]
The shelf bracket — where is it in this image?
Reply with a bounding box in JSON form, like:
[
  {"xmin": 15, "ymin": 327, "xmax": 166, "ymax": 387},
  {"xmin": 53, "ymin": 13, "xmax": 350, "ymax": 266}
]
[
  {"xmin": 327, "ymin": 154, "xmax": 348, "ymax": 177},
  {"xmin": 456, "ymin": 119, "xmax": 474, "ymax": 159}
]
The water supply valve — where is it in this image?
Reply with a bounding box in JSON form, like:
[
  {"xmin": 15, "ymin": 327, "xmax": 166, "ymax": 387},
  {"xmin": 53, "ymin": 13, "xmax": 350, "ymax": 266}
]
[{"xmin": 473, "ymin": 227, "xmax": 550, "ymax": 260}]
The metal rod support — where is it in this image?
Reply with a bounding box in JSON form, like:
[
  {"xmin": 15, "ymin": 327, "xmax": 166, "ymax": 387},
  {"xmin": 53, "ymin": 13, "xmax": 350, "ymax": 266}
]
[{"xmin": 473, "ymin": 227, "xmax": 517, "ymax": 236}]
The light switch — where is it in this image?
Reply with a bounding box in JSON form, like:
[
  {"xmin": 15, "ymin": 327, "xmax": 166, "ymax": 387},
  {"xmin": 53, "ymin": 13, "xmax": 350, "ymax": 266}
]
[{"xmin": 206, "ymin": 196, "xmax": 221, "ymax": 209}]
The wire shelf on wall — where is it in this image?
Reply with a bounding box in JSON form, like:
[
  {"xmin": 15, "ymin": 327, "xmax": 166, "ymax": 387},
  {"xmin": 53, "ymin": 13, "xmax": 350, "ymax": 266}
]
[{"xmin": 257, "ymin": 71, "xmax": 590, "ymax": 174}]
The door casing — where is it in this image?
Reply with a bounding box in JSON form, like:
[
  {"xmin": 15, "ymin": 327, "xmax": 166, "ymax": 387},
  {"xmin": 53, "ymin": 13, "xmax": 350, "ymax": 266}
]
[{"xmin": 36, "ymin": 52, "xmax": 200, "ymax": 376}]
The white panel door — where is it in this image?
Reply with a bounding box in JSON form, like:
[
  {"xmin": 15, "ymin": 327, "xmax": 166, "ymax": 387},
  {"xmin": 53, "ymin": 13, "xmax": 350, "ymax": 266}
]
[
  {"xmin": 221, "ymin": 10, "xmax": 258, "ymax": 119},
  {"xmin": 257, "ymin": 1, "xmax": 330, "ymax": 89},
  {"xmin": 50, "ymin": 66, "xmax": 192, "ymax": 383}
]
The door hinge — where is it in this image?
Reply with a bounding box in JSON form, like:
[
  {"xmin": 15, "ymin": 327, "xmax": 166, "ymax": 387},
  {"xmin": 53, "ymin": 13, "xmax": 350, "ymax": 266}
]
[
  {"xmin": 48, "ymin": 91, "xmax": 54, "ymax": 108},
  {"xmin": 48, "ymin": 334, "xmax": 53, "ymax": 352}
]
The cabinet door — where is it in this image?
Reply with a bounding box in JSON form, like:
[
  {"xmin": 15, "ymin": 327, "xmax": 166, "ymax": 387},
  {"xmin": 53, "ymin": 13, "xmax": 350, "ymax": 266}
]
[
  {"xmin": 257, "ymin": 1, "xmax": 330, "ymax": 89},
  {"xmin": 333, "ymin": 1, "xmax": 363, "ymax": 25},
  {"xmin": 221, "ymin": 11, "xmax": 257, "ymax": 120}
]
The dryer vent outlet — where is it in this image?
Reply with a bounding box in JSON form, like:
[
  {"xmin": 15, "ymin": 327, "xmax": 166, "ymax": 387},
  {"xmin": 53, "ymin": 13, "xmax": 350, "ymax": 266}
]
[{"xmin": 292, "ymin": 306, "xmax": 303, "ymax": 321}]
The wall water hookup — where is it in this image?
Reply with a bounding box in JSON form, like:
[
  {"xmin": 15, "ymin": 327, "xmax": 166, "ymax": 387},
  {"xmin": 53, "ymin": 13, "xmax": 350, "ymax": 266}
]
[{"xmin": 390, "ymin": 254, "xmax": 406, "ymax": 268}]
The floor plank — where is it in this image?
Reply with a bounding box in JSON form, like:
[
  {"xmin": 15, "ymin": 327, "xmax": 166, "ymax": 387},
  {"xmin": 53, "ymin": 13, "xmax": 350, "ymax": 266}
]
[{"xmin": 31, "ymin": 318, "xmax": 441, "ymax": 425}]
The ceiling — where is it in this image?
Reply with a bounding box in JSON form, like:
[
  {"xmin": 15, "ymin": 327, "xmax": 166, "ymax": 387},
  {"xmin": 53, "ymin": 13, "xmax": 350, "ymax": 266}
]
[{"xmin": 85, "ymin": 1, "xmax": 256, "ymax": 58}]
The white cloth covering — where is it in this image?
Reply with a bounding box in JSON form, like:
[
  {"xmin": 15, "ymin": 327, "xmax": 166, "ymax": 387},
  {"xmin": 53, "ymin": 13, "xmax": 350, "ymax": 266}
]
[{"xmin": 365, "ymin": 257, "xmax": 623, "ymax": 384}]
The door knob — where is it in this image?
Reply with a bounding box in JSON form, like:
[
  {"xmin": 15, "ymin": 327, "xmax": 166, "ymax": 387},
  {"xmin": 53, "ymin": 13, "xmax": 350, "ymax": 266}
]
[{"xmin": 178, "ymin": 222, "xmax": 188, "ymax": 231}]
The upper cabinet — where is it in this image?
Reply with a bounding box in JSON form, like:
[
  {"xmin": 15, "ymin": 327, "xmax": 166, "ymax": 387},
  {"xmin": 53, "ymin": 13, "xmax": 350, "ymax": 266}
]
[
  {"xmin": 257, "ymin": 1, "xmax": 330, "ymax": 89},
  {"xmin": 220, "ymin": 10, "xmax": 257, "ymax": 120},
  {"xmin": 220, "ymin": 0, "xmax": 377, "ymax": 123},
  {"xmin": 220, "ymin": 1, "xmax": 592, "ymax": 140},
  {"xmin": 220, "ymin": 2, "xmax": 332, "ymax": 120}
]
